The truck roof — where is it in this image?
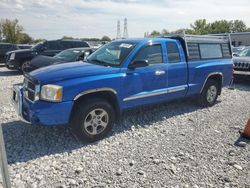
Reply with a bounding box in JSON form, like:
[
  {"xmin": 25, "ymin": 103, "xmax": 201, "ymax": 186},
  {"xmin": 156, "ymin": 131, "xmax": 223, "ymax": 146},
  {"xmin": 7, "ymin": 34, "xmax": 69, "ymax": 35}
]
[{"xmin": 115, "ymin": 38, "xmax": 176, "ymax": 44}]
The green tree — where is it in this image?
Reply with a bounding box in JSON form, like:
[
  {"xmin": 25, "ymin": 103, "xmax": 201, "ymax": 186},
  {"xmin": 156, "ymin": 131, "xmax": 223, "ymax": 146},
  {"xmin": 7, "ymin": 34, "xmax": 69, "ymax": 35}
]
[
  {"xmin": 62, "ymin": 36, "xmax": 75, "ymax": 40},
  {"xmin": 19, "ymin": 33, "xmax": 33, "ymax": 44},
  {"xmin": 161, "ymin": 29, "xmax": 170, "ymax": 35},
  {"xmin": 230, "ymin": 20, "xmax": 247, "ymax": 32},
  {"xmin": 0, "ymin": 19, "xmax": 23, "ymax": 43},
  {"xmin": 150, "ymin": 30, "xmax": 161, "ymax": 37},
  {"xmin": 190, "ymin": 19, "xmax": 210, "ymax": 34},
  {"xmin": 32, "ymin": 38, "xmax": 45, "ymax": 44},
  {"xmin": 171, "ymin": 28, "xmax": 194, "ymax": 35},
  {"xmin": 101, "ymin": 35, "xmax": 111, "ymax": 41},
  {"xmin": 209, "ymin": 20, "xmax": 232, "ymax": 33}
]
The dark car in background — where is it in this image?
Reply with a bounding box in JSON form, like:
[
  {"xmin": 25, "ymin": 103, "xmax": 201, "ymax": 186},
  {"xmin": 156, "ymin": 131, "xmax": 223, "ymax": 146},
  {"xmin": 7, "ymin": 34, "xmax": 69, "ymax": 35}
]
[
  {"xmin": 23, "ymin": 47, "xmax": 94, "ymax": 73},
  {"xmin": 232, "ymin": 46, "xmax": 245, "ymax": 56},
  {"xmin": 5, "ymin": 39, "xmax": 90, "ymax": 71},
  {"xmin": 0, "ymin": 43, "xmax": 19, "ymax": 64},
  {"xmin": 17, "ymin": 44, "xmax": 33, "ymax": 49},
  {"xmin": 233, "ymin": 47, "xmax": 250, "ymax": 76}
]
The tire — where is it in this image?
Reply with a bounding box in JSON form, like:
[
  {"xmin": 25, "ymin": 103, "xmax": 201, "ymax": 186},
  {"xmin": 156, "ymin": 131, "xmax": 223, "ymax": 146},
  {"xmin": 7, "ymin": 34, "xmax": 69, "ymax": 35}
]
[
  {"xmin": 198, "ymin": 79, "xmax": 219, "ymax": 107},
  {"xmin": 20, "ymin": 61, "xmax": 29, "ymax": 73},
  {"xmin": 71, "ymin": 98, "xmax": 115, "ymax": 142}
]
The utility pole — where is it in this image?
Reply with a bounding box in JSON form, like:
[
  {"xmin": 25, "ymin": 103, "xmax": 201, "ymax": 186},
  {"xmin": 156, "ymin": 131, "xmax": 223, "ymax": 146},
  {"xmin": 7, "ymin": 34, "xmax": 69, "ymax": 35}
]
[
  {"xmin": 123, "ymin": 18, "xmax": 128, "ymax": 38},
  {"xmin": 116, "ymin": 20, "xmax": 121, "ymax": 39}
]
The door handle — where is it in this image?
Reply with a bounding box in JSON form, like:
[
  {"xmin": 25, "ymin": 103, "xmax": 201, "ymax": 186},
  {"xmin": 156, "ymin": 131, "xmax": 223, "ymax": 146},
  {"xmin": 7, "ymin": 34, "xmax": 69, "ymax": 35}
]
[{"xmin": 155, "ymin": 70, "xmax": 165, "ymax": 76}]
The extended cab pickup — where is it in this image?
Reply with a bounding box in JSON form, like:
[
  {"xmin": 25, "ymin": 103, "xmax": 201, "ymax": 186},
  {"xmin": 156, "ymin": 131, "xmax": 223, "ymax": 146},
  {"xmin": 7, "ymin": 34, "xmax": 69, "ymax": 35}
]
[{"xmin": 12, "ymin": 35, "xmax": 233, "ymax": 141}]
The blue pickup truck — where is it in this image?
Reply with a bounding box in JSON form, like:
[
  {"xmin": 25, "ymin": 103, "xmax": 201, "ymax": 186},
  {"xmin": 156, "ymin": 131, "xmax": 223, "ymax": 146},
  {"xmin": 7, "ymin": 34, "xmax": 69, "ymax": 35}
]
[{"xmin": 13, "ymin": 35, "xmax": 233, "ymax": 141}]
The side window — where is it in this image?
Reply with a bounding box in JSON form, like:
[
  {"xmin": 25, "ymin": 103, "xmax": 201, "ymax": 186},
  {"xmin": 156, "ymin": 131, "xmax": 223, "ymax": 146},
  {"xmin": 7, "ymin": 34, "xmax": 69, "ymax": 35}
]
[
  {"xmin": 72, "ymin": 42, "xmax": 82, "ymax": 48},
  {"xmin": 61, "ymin": 41, "xmax": 73, "ymax": 50},
  {"xmin": 199, "ymin": 44, "xmax": 223, "ymax": 59},
  {"xmin": 166, "ymin": 42, "xmax": 181, "ymax": 63},
  {"xmin": 81, "ymin": 41, "xmax": 90, "ymax": 47},
  {"xmin": 134, "ymin": 44, "xmax": 163, "ymax": 65},
  {"xmin": 46, "ymin": 41, "xmax": 59, "ymax": 50}
]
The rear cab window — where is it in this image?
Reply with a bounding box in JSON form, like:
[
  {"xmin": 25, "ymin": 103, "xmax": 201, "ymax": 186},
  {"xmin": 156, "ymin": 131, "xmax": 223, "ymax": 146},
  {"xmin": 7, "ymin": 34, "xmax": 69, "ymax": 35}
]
[{"xmin": 166, "ymin": 42, "xmax": 181, "ymax": 63}]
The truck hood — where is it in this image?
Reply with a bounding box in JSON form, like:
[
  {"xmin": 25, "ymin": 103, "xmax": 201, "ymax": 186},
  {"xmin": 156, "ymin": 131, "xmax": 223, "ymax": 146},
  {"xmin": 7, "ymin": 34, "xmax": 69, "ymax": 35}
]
[
  {"xmin": 7, "ymin": 48, "xmax": 33, "ymax": 55},
  {"xmin": 29, "ymin": 61, "xmax": 121, "ymax": 84}
]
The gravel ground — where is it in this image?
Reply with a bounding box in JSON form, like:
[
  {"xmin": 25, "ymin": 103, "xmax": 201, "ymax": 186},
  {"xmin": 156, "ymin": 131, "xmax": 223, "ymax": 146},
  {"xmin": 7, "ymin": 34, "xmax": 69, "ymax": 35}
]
[{"xmin": 0, "ymin": 66, "xmax": 249, "ymax": 188}]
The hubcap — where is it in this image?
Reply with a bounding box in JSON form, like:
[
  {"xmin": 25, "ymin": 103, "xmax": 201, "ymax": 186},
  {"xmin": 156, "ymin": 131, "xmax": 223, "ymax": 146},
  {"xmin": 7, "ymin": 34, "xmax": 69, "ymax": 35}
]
[
  {"xmin": 83, "ymin": 108, "xmax": 109, "ymax": 135},
  {"xmin": 22, "ymin": 62, "xmax": 28, "ymax": 71},
  {"xmin": 206, "ymin": 85, "xmax": 217, "ymax": 103}
]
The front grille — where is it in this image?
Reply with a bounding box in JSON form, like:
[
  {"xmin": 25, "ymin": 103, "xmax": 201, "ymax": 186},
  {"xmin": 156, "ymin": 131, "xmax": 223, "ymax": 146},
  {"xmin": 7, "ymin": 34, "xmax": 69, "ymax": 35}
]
[
  {"xmin": 23, "ymin": 77, "xmax": 39, "ymax": 102},
  {"xmin": 234, "ymin": 62, "xmax": 250, "ymax": 70},
  {"xmin": 5, "ymin": 54, "xmax": 10, "ymax": 62}
]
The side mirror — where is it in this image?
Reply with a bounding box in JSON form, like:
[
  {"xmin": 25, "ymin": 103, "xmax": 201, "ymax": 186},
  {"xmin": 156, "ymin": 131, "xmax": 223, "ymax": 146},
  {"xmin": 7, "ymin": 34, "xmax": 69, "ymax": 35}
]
[
  {"xmin": 232, "ymin": 53, "xmax": 239, "ymax": 57},
  {"xmin": 128, "ymin": 60, "xmax": 149, "ymax": 69}
]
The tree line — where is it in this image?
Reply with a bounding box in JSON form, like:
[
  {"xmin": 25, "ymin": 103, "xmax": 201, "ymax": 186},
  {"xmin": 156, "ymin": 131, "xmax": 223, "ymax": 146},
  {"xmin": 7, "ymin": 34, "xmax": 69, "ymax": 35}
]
[
  {"xmin": 0, "ymin": 19, "xmax": 111, "ymax": 44},
  {"xmin": 1, "ymin": 18, "xmax": 250, "ymax": 44},
  {"xmin": 147, "ymin": 19, "xmax": 250, "ymax": 37}
]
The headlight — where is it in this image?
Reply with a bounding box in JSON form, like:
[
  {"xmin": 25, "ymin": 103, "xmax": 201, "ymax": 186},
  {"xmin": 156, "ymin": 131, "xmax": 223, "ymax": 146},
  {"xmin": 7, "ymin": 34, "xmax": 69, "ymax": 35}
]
[
  {"xmin": 10, "ymin": 53, "xmax": 15, "ymax": 60},
  {"xmin": 40, "ymin": 84, "xmax": 63, "ymax": 102}
]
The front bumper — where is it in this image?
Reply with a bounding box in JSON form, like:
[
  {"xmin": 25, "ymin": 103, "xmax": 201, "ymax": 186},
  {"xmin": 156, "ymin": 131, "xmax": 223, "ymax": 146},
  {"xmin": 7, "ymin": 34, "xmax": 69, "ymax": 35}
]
[
  {"xmin": 12, "ymin": 84, "xmax": 31, "ymax": 124},
  {"xmin": 12, "ymin": 85, "xmax": 74, "ymax": 126},
  {"xmin": 234, "ymin": 70, "xmax": 250, "ymax": 76}
]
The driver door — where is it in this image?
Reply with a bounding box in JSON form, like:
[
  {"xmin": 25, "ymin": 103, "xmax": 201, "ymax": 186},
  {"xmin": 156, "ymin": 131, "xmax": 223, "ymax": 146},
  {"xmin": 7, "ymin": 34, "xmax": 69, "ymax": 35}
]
[{"xmin": 123, "ymin": 43, "xmax": 168, "ymax": 108}]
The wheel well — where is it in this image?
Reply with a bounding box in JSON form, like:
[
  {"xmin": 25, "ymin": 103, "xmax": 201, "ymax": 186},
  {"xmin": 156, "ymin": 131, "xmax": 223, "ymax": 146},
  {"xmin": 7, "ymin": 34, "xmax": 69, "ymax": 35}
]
[
  {"xmin": 207, "ymin": 74, "xmax": 223, "ymax": 95},
  {"xmin": 70, "ymin": 91, "xmax": 120, "ymax": 122}
]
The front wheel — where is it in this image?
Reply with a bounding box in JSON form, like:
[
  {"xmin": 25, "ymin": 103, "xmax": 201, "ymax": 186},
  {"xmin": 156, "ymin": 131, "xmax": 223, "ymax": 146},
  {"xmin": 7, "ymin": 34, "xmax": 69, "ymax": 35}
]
[
  {"xmin": 71, "ymin": 98, "xmax": 115, "ymax": 142},
  {"xmin": 198, "ymin": 79, "xmax": 219, "ymax": 107},
  {"xmin": 20, "ymin": 61, "xmax": 29, "ymax": 73}
]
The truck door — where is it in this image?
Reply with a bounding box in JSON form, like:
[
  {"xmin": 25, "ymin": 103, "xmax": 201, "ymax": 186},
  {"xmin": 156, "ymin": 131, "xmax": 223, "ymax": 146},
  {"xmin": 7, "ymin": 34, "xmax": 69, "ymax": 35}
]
[
  {"xmin": 123, "ymin": 43, "xmax": 168, "ymax": 107},
  {"xmin": 165, "ymin": 41, "xmax": 188, "ymax": 99}
]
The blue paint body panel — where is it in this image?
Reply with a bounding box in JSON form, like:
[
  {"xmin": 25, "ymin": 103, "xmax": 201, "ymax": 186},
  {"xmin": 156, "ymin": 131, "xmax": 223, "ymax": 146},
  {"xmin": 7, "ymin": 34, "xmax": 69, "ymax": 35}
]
[{"xmin": 19, "ymin": 38, "xmax": 233, "ymax": 126}]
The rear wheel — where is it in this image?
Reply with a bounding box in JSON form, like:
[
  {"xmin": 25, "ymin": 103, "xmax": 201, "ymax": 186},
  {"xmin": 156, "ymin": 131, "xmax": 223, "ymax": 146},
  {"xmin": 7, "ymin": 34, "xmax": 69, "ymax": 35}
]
[
  {"xmin": 198, "ymin": 79, "xmax": 219, "ymax": 107},
  {"xmin": 71, "ymin": 98, "xmax": 115, "ymax": 142}
]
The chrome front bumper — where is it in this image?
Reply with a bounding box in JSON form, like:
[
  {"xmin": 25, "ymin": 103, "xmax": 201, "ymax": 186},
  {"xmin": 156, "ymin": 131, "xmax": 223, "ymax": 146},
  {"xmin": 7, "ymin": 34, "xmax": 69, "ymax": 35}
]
[
  {"xmin": 12, "ymin": 84, "xmax": 31, "ymax": 124},
  {"xmin": 234, "ymin": 70, "xmax": 250, "ymax": 76}
]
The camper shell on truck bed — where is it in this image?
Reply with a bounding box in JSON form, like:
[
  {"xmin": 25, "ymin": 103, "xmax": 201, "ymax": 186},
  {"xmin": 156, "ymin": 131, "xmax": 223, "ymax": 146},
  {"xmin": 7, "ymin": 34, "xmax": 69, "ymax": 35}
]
[{"xmin": 161, "ymin": 34, "xmax": 232, "ymax": 61}]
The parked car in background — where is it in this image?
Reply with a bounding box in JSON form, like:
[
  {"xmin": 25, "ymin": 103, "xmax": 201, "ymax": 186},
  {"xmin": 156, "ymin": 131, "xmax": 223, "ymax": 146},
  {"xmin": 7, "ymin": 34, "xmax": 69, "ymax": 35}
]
[
  {"xmin": 5, "ymin": 39, "xmax": 90, "ymax": 71},
  {"xmin": 232, "ymin": 46, "xmax": 245, "ymax": 56},
  {"xmin": 0, "ymin": 43, "xmax": 19, "ymax": 64},
  {"xmin": 23, "ymin": 47, "xmax": 95, "ymax": 73},
  {"xmin": 12, "ymin": 35, "xmax": 233, "ymax": 142},
  {"xmin": 233, "ymin": 47, "xmax": 250, "ymax": 76},
  {"xmin": 17, "ymin": 44, "xmax": 33, "ymax": 49}
]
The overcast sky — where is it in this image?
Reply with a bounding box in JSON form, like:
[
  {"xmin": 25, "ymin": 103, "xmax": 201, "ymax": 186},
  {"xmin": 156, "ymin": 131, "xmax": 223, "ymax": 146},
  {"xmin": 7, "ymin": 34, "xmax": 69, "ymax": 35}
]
[{"xmin": 0, "ymin": 0, "xmax": 250, "ymax": 40}]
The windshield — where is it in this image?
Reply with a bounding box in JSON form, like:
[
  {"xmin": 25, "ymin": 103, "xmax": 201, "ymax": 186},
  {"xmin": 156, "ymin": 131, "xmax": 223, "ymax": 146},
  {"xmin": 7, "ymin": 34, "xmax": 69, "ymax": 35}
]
[
  {"xmin": 87, "ymin": 41, "xmax": 136, "ymax": 67},
  {"xmin": 55, "ymin": 49, "xmax": 81, "ymax": 61},
  {"xmin": 238, "ymin": 48, "xmax": 250, "ymax": 57},
  {"xmin": 31, "ymin": 42, "xmax": 44, "ymax": 51}
]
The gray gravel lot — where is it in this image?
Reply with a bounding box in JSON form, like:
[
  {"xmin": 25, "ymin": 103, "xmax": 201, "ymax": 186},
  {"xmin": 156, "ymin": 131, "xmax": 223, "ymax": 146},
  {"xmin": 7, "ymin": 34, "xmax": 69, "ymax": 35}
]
[{"xmin": 0, "ymin": 66, "xmax": 249, "ymax": 188}]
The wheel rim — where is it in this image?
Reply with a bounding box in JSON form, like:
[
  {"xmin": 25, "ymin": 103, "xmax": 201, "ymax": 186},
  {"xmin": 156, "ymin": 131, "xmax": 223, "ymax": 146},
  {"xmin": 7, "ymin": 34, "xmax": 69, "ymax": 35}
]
[
  {"xmin": 22, "ymin": 62, "xmax": 28, "ymax": 71},
  {"xmin": 206, "ymin": 85, "xmax": 217, "ymax": 103},
  {"xmin": 83, "ymin": 108, "xmax": 109, "ymax": 136}
]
